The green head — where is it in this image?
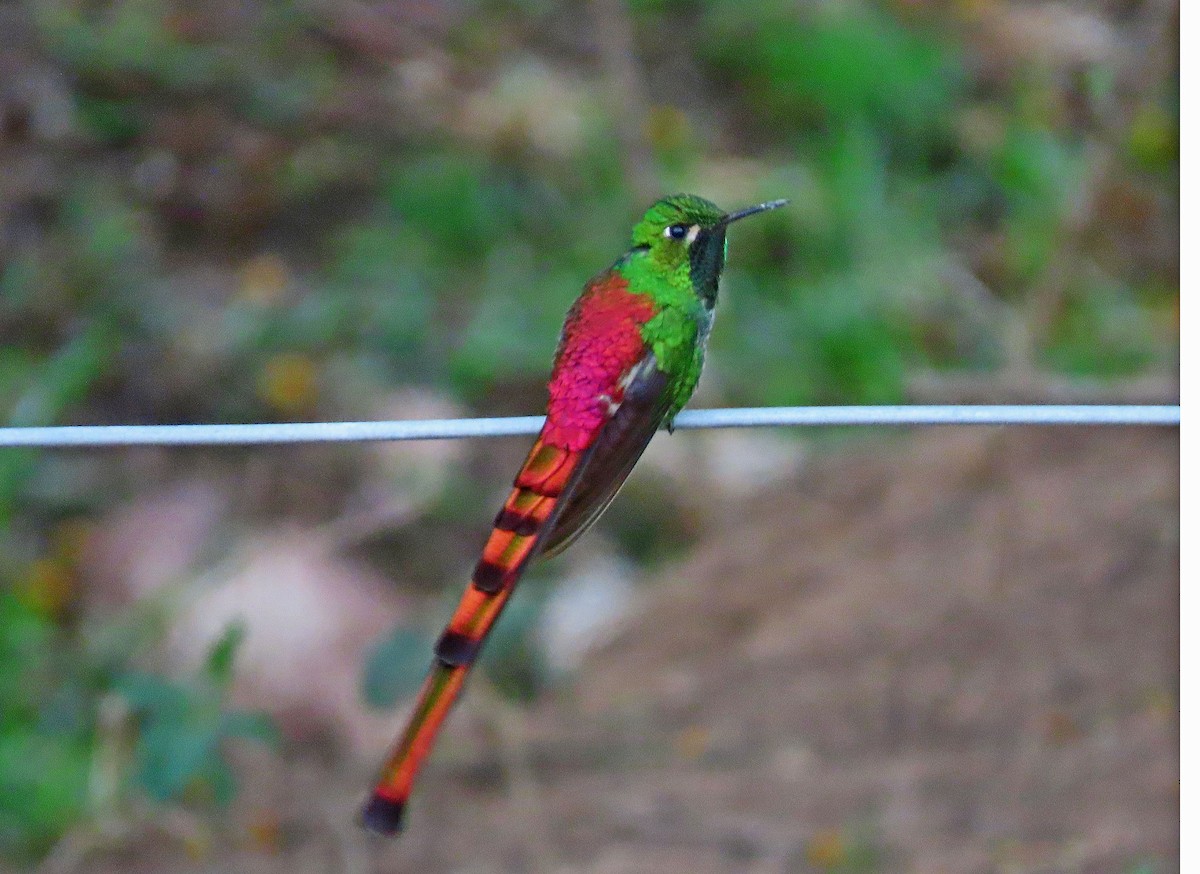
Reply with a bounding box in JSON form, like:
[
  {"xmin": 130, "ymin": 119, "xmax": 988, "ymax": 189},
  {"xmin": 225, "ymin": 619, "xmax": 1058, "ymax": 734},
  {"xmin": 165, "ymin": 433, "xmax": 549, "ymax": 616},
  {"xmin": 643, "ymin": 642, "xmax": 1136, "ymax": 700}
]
[{"xmin": 630, "ymin": 193, "xmax": 788, "ymax": 308}]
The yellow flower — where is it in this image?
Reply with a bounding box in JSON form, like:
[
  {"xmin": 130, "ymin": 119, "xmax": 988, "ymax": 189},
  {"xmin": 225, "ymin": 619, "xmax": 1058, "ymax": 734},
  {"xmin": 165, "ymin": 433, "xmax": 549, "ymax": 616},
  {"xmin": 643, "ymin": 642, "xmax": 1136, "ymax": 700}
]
[
  {"xmin": 259, "ymin": 354, "xmax": 319, "ymax": 414},
  {"xmin": 806, "ymin": 829, "xmax": 847, "ymax": 870}
]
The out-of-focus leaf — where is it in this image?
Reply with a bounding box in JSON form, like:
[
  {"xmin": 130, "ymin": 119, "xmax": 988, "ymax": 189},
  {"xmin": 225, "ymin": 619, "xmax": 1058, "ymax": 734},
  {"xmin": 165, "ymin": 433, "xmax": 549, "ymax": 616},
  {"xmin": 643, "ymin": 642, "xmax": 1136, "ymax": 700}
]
[
  {"xmin": 1127, "ymin": 104, "xmax": 1179, "ymax": 172},
  {"xmin": 992, "ymin": 125, "xmax": 1080, "ymax": 216},
  {"xmin": 7, "ymin": 325, "xmax": 113, "ymax": 428},
  {"xmin": 703, "ymin": 3, "xmax": 962, "ymax": 145},
  {"xmin": 135, "ymin": 721, "xmax": 219, "ymax": 802},
  {"xmin": 361, "ymin": 625, "xmax": 435, "ymax": 709},
  {"xmin": 204, "ymin": 622, "xmax": 246, "ymax": 687},
  {"xmin": 114, "ymin": 672, "xmax": 189, "ymax": 719},
  {"xmin": 219, "ymin": 711, "xmax": 280, "ymax": 748},
  {"xmin": 75, "ymin": 96, "xmax": 145, "ymax": 144},
  {"xmin": 0, "ymin": 732, "xmax": 89, "ymax": 861},
  {"xmin": 383, "ymin": 153, "xmax": 508, "ymax": 256},
  {"xmin": 1045, "ymin": 280, "xmax": 1159, "ymax": 376},
  {"xmin": 480, "ymin": 585, "xmax": 550, "ymax": 703}
]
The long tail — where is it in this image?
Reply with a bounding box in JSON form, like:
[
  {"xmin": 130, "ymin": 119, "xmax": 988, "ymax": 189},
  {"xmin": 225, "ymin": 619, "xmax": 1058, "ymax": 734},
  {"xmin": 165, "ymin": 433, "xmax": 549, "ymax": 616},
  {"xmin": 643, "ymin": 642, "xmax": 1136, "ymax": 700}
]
[{"xmin": 360, "ymin": 435, "xmax": 585, "ymax": 835}]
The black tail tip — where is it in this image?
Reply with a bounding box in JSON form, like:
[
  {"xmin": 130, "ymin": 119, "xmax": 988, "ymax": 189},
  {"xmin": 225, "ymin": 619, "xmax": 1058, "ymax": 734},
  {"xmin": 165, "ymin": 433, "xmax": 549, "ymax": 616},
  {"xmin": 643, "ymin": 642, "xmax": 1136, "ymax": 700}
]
[{"xmin": 360, "ymin": 794, "xmax": 406, "ymax": 836}]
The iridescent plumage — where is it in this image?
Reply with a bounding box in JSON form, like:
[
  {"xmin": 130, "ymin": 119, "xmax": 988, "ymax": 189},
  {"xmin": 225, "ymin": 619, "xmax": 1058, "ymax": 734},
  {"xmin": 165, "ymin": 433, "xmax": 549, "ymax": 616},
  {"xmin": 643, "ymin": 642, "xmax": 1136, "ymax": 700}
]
[{"xmin": 362, "ymin": 194, "xmax": 786, "ymax": 835}]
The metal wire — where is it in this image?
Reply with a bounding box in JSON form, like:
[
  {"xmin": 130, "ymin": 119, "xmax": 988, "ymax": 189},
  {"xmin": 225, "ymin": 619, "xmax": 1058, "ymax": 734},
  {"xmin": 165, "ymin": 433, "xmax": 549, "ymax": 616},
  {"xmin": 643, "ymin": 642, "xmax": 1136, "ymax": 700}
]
[{"xmin": 0, "ymin": 405, "xmax": 1179, "ymax": 448}]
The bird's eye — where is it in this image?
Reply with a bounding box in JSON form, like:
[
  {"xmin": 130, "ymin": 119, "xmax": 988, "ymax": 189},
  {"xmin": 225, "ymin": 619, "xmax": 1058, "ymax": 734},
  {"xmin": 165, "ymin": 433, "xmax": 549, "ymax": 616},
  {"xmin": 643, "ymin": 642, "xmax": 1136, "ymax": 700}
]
[{"xmin": 665, "ymin": 224, "xmax": 688, "ymax": 240}]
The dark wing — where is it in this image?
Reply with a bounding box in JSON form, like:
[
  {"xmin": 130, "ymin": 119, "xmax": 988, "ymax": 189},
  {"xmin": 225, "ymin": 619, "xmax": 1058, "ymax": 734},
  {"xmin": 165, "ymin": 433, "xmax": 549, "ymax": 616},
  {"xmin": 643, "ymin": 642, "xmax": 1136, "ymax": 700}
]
[{"xmin": 540, "ymin": 353, "xmax": 671, "ymax": 559}]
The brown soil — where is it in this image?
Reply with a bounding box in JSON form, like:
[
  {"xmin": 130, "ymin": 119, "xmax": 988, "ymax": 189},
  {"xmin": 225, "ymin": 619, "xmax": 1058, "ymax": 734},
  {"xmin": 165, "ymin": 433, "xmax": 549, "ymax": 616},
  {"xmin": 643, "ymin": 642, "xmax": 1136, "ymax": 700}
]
[
  {"xmin": 67, "ymin": 426, "xmax": 1178, "ymax": 874},
  {"xmin": 370, "ymin": 426, "xmax": 1178, "ymax": 873}
]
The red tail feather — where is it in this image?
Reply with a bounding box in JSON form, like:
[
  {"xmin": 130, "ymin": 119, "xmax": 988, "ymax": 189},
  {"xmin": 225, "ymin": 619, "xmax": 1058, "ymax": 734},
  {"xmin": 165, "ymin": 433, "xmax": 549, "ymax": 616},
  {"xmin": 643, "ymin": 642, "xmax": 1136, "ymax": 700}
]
[{"xmin": 361, "ymin": 436, "xmax": 584, "ymax": 834}]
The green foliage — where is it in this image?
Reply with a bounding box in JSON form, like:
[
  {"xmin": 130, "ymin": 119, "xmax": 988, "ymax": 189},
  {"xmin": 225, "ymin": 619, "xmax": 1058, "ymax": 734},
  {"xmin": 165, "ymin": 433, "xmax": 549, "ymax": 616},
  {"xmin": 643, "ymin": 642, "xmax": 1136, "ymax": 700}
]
[
  {"xmin": 601, "ymin": 474, "xmax": 697, "ymax": 565},
  {"xmin": 476, "ymin": 586, "xmax": 550, "ymax": 702},
  {"xmin": 74, "ymin": 96, "xmax": 147, "ymax": 144},
  {"xmin": 1044, "ymin": 279, "xmax": 1159, "ymax": 376},
  {"xmin": 35, "ymin": 0, "xmax": 225, "ymax": 90},
  {"xmin": 0, "ymin": 593, "xmax": 88, "ymax": 860},
  {"xmin": 35, "ymin": 0, "xmax": 334, "ymax": 118},
  {"xmin": 325, "ymin": 220, "xmax": 438, "ymax": 375},
  {"xmin": 702, "ymin": 2, "xmax": 962, "ymax": 147},
  {"xmin": 116, "ymin": 624, "xmax": 279, "ymax": 805},
  {"xmin": 989, "ymin": 123, "xmax": 1085, "ymax": 286},
  {"xmin": 1127, "ymin": 104, "xmax": 1178, "ymax": 173},
  {"xmin": 9, "ymin": 0, "xmax": 1173, "ymax": 427},
  {"xmin": 383, "ymin": 154, "xmax": 513, "ymax": 258},
  {"xmin": 21, "ymin": 0, "xmax": 1163, "ymax": 431},
  {"xmin": 0, "ymin": 598, "xmax": 276, "ymax": 862},
  {"xmin": 361, "ymin": 626, "xmax": 436, "ymax": 709},
  {"xmin": 0, "ymin": 327, "xmax": 114, "ymax": 524}
]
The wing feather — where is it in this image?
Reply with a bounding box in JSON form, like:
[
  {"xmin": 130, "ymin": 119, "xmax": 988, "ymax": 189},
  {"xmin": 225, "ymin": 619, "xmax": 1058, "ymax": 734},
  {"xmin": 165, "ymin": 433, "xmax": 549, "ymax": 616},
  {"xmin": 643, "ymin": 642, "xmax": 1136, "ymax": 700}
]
[{"xmin": 540, "ymin": 354, "xmax": 671, "ymax": 558}]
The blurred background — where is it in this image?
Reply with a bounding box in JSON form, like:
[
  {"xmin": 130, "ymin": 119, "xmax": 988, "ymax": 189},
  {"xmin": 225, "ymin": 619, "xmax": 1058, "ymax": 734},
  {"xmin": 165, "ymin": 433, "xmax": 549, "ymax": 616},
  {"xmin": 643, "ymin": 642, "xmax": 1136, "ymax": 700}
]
[{"xmin": 0, "ymin": 0, "xmax": 1178, "ymax": 871}]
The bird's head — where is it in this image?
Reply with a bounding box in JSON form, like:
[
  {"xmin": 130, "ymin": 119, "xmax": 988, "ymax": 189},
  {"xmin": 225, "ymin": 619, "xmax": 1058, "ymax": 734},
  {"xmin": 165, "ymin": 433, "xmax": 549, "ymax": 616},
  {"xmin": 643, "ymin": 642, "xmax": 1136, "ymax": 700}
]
[{"xmin": 631, "ymin": 193, "xmax": 788, "ymax": 308}]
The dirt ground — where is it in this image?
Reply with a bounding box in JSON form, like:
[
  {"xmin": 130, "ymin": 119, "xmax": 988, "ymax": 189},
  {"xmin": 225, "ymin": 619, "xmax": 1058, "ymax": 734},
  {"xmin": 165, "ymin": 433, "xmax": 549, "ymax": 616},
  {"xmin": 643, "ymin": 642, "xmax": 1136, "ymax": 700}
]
[
  {"xmin": 377, "ymin": 427, "xmax": 1177, "ymax": 874},
  {"xmin": 62, "ymin": 426, "xmax": 1177, "ymax": 874}
]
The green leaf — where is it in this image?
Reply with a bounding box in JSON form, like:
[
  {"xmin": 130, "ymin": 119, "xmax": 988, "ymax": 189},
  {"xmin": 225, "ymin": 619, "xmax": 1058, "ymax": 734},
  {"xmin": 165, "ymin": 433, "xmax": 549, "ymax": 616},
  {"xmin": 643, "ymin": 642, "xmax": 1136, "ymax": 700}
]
[
  {"xmin": 361, "ymin": 626, "xmax": 434, "ymax": 710},
  {"xmin": 704, "ymin": 4, "xmax": 961, "ymax": 146},
  {"xmin": 114, "ymin": 672, "xmax": 188, "ymax": 720},
  {"xmin": 135, "ymin": 721, "xmax": 219, "ymax": 802},
  {"xmin": 0, "ymin": 731, "xmax": 89, "ymax": 861},
  {"xmin": 480, "ymin": 587, "xmax": 549, "ymax": 703},
  {"xmin": 6, "ymin": 324, "xmax": 114, "ymax": 428},
  {"xmin": 219, "ymin": 711, "xmax": 279, "ymax": 748},
  {"xmin": 1044, "ymin": 280, "xmax": 1159, "ymax": 377},
  {"xmin": 75, "ymin": 96, "xmax": 145, "ymax": 144},
  {"xmin": 204, "ymin": 622, "xmax": 246, "ymax": 687}
]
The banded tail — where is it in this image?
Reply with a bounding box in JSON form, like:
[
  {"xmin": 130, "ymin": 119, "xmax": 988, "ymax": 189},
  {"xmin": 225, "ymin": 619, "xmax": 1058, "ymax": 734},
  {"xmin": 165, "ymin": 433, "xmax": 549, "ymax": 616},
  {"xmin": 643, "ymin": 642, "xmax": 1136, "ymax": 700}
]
[
  {"xmin": 360, "ymin": 434, "xmax": 587, "ymax": 835},
  {"xmin": 358, "ymin": 195, "xmax": 785, "ymax": 836}
]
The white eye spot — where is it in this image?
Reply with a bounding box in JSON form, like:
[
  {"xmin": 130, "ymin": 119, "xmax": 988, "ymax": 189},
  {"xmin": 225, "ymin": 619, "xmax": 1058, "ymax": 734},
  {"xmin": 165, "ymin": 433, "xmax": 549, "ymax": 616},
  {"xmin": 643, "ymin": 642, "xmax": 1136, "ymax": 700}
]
[{"xmin": 664, "ymin": 224, "xmax": 701, "ymax": 243}]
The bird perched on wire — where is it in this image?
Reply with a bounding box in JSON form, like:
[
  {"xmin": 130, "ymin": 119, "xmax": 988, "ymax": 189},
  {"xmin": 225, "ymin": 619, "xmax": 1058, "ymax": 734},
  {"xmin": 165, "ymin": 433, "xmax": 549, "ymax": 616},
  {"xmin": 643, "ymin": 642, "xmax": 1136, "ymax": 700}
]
[{"xmin": 361, "ymin": 193, "xmax": 788, "ymax": 836}]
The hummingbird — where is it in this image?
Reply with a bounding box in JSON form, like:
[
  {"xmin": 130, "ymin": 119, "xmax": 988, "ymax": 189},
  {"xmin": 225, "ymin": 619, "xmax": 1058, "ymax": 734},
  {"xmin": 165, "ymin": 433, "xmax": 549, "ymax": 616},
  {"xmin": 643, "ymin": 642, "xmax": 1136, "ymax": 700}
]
[{"xmin": 361, "ymin": 193, "xmax": 788, "ymax": 835}]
